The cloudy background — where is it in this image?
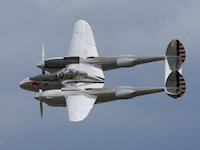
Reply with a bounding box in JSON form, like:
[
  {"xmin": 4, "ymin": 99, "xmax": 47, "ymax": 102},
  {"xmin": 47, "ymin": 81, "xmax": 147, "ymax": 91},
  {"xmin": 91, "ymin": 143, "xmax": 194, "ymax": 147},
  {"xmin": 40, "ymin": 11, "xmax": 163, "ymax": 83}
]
[{"xmin": 0, "ymin": 0, "xmax": 199, "ymax": 149}]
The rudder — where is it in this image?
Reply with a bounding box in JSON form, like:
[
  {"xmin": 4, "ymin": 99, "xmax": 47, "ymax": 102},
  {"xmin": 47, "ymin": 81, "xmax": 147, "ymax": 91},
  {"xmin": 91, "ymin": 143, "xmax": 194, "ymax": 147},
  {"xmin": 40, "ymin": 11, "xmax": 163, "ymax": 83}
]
[
  {"xmin": 165, "ymin": 71, "xmax": 186, "ymax": 99},
  {"xmin": 166, "ymin": 39, "xmax": 186, "ymax": 71}
]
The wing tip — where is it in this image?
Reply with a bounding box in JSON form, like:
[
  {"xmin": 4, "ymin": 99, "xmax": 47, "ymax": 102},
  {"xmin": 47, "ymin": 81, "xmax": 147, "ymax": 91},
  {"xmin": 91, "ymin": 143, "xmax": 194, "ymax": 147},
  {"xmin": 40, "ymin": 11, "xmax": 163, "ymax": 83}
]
[
  {"xmin": 75, "ymin": 19, "xmax": 90, "ymax": 26},
  {"xmin": 69, "ymin": 117, "xmax": 86, "ymax": 122}
]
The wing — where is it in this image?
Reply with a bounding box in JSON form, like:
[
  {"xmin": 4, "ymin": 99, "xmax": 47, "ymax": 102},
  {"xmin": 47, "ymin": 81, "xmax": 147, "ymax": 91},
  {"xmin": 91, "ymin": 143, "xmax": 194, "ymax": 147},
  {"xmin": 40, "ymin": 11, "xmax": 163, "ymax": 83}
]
[
  {"xmin": 65, "ymin": 94, "xmax": 97, "ymax": 122},
  {"xmin": 68, "ymin": 20, "xmax": 98, "ymax": 58}
]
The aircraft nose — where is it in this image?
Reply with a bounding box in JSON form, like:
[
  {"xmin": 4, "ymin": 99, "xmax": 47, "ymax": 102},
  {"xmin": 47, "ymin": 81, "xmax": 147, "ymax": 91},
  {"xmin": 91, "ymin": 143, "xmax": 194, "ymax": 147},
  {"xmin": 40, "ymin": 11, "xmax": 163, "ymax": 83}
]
[{"xmin": 19, "ymin": 77, "xmax": 30, "ymax": 90}]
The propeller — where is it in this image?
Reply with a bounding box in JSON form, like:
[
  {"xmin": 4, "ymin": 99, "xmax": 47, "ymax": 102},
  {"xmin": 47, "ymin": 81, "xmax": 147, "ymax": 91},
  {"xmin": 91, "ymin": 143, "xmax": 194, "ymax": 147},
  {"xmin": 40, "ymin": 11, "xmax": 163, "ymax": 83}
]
[
  {"xmin": 37, "ymin": 44, "xmax": 46, "ymax": 75},
  {"xmin": 35, "ymin": 45, "xmax": 46, "ymax": 118}
]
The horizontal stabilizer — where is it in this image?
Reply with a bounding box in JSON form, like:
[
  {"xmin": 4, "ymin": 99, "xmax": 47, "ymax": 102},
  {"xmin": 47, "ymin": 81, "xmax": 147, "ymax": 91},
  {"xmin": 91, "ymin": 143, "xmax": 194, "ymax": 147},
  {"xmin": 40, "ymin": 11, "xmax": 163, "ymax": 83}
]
[{"xmin": 165, "ymin": 71, "xmax": 186, "ymax": 99}]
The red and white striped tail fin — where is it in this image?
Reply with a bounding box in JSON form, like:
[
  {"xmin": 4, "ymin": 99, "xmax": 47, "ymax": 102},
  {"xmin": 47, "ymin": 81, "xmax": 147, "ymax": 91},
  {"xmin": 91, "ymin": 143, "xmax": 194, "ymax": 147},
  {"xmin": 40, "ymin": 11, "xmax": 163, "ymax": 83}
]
[
  {"xmin": 165, "ymin": 39, "xmax": 186, "ymax": 99},
  {"xmin": 165, "ymin": 71, "xmax": 186, "ymax": 98}
]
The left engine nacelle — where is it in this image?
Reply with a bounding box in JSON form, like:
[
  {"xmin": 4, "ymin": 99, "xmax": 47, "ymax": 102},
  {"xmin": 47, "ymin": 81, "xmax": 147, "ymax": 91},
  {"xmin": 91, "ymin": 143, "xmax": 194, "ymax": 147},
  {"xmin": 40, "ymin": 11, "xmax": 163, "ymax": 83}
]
[{"xmin": 37, "ymin": 57, "xmax": 80, "ymax": 72}]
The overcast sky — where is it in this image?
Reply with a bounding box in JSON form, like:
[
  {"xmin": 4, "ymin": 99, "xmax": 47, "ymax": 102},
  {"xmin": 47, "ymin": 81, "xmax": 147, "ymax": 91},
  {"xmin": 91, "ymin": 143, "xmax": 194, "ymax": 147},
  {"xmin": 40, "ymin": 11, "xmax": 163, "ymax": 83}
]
[{"xmin": 0, "ymin": 0, "xmax": 199, "ymax": 150}]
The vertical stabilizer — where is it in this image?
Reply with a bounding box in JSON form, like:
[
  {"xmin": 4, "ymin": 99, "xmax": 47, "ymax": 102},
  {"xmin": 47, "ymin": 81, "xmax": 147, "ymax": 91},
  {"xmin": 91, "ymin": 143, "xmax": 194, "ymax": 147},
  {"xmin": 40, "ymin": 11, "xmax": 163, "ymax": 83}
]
[{"xmin": 165, "ymin": 39, "xmax": 186, "ymax": 99}]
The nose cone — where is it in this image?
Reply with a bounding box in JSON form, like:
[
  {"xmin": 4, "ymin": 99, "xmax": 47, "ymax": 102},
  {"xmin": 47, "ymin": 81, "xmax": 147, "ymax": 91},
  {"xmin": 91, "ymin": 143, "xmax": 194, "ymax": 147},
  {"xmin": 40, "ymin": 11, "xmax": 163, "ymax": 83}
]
[
  {"xmin": 19, "ymin": 77, "xmax": 31, "ymax": 90},
  {"xmin": 36, "ymin": 61, "xmax": 45, "ymax": 69},
  {"xmin": 34, "ymin": 94, "xmax": 39, "ymax": 100}
]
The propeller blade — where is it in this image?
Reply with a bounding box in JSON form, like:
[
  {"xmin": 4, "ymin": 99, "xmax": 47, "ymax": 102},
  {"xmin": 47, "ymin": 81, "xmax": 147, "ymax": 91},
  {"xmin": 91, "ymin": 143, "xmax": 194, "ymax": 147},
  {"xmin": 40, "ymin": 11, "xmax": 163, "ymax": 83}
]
[
  {"xmin": 36, "ymin": 44, "xmax": 46, "ymax": 75},
  {"xmin": 42, "ymin": 44, "xmax": 45, "ymax": 75},
  {"xmin": 42, "ymin": 44, "xmax": 45, "ymax": 62},
  {"xmin": 39, "ymin": 89, "xmax": 43, "ymax": 119},
  {"xmin": 40, "ymin": 100, "xmax": 43, "ymax": 119}
]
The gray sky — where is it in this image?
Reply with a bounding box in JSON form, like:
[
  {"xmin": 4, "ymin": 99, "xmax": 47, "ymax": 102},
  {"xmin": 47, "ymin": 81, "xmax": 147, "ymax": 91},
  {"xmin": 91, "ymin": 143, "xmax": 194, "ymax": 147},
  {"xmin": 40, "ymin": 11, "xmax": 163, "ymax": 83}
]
[{"xmin": 0, "ymin": 0, "xmax": 199, "ymax": 150}]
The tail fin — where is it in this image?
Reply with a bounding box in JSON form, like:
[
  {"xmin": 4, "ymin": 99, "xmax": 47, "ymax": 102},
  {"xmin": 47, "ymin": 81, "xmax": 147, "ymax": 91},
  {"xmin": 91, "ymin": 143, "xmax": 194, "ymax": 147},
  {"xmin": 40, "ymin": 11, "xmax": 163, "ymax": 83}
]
[
  {"xmin": 165, "ymin": 39, "xmax": 186, "ymax": 99},
  {"xmin": 165, "ymin": 71, "xmax": 186, "ymax": 98}
]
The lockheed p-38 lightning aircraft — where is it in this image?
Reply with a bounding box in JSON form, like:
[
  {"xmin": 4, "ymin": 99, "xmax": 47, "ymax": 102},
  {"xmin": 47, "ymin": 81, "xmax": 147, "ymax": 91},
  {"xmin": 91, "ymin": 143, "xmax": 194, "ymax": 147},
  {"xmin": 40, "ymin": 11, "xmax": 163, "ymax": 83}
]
[{"xmin": 20, "ymin": 20, "xmax": 186, "ymax": 122}]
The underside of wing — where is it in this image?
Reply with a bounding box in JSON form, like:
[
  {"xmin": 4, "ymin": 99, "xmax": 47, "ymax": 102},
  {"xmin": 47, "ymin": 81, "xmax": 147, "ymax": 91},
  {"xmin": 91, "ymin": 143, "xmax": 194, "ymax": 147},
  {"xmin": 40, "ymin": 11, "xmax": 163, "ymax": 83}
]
[
  {"xmin": 68, "ymin": 20, "xmax": 98, "ymax": 58},
  {"xmin": 65, "ymin": 94, "xmax": 97, "ymax": 122}
]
